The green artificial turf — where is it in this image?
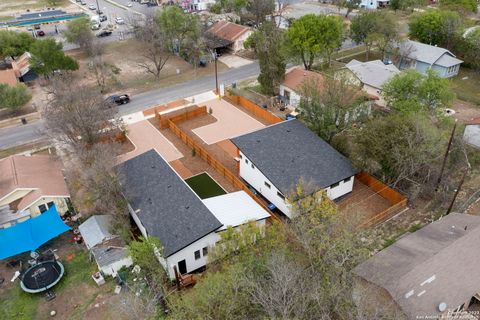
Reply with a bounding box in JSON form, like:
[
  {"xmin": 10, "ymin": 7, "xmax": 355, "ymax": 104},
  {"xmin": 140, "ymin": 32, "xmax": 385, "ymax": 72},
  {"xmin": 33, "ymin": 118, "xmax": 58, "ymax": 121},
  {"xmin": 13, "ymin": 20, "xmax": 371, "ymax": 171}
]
[{"xmin": 185, "ymin": 173, "xmax": 226, "ymax": 199}]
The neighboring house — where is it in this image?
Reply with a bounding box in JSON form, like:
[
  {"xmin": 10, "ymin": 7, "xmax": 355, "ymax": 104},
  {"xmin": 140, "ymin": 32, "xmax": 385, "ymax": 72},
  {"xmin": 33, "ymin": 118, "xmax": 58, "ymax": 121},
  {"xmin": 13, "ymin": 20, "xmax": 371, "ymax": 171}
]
[
  {"xmin": 359, "ymin": 0, "xmax": 389, "ymax": 9},
  {"xmin": 205, "ymin": 21, "xmax": 253, "ymax": 53},
  {"xmin": 79, "ymin": 215, "xmax": 133, "ymax": 276},
  {"xmin": 353, "ymin": 213, "xmax": 480, "ymax": 319},
  {"xmin": 463, "ymin": 117, "xmax": 480, "ymax": 149},
  {"xmin": 342, "ymin": 59, "xmax": 400, "ymax": 106},
  {"xmin": 395, "ymin": 40, "xmax": 463, "ymax": 78},
  {"xmin": 0, "ymin": 155, "xmax": 70, "ymax": 228},
  {"xmin": 180, "ymin": 0, "xmax": 215, "ymax": 11},
  {"xmin": 0, "ymin": 69, "xmax": 18, "ymax": 86},
  {"xmin": 12, "ymin": 52, "xmax": 37, "ymax": 83},
  {"xmin": 118, "ymin": 149, "xmax": 270, "ymax": 279},
  {"xmin": 231, "ymin": 120, "xmax": 357, "ymax": 218},
  {"xmin": 279, "ymin": 68, "xmax": 325, "ymax": 108}
]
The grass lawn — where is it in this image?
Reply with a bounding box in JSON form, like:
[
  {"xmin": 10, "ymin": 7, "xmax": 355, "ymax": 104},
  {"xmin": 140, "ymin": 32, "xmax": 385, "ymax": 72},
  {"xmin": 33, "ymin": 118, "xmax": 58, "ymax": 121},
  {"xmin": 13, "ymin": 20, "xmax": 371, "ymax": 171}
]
[
  {"xmin": 185, "ymin": 172, "xmax": 227, "ymax": 199},
  {"xmin": 450, "ymin": 67, "xmax": 480, "ymax": 107},
  {"xmin": 0, "ymin": 140, "xmax": 51, "ymax": 159}
]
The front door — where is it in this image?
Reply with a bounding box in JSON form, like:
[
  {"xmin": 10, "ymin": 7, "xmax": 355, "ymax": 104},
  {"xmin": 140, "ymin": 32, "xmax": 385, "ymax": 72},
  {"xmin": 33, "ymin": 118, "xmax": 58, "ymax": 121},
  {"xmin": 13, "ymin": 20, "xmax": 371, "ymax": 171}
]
[{"xmin": 178, "ymin": 260, "xmax": 187, "ymax": 274}]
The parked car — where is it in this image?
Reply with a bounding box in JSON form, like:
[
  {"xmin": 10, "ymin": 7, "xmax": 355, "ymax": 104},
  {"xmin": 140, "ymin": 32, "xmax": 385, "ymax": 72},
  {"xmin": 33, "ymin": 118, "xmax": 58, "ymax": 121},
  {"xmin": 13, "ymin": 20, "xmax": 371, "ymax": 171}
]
[
  {"xmin": 36, "ymin": 30, "xmax": 45, "ymax": 37},
  {"xmin": 99, "ymin": 15, "xmax": 107, "ymax": 22},
  {"xmin": 96, "ymin": 30, "xmax": 112, "ymax": 38},
  {"xmin": 88, "ymin": 4, "xmax": 96, "ymax": 10},
  {"xmin": 33, "ymin": 24, "xmax": 41, "ymax": 29},
  {"xmin": 115, "ymin": 17, "xmax": 125, "ymax": 25},
  {"xmin": 80, "ymin": 0, "xmax": 87, "ymax": 4},
  {"xmin": 105, "ymin": 94, "xmax": 130, "ymax": 106},
  {"xmin": 127, "ymin": 2, "xmax": 133, "ymax": 7}
]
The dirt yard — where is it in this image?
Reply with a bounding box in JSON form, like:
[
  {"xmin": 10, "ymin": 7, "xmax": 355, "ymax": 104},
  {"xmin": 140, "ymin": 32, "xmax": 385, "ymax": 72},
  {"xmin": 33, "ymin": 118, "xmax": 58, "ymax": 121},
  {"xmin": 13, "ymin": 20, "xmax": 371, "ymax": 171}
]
[
  {"xmin": 68, "ymin": 40, "xmax": 229, "ymax": 96},
  {"xmin": 0, "ymin": 232, "xmax": 129, "ymax": 320}
]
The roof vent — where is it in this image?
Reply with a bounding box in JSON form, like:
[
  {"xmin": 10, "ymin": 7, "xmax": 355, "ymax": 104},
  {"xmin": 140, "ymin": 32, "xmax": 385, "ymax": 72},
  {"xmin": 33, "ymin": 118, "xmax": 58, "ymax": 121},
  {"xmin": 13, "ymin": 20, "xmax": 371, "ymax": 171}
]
[
  {"xmin": 185, "ymin": 206, "xmax": 190, "ymax": 210},
  {"xmin": 438, "ymin": 302, "xmax": 447, "ymax": 312}
]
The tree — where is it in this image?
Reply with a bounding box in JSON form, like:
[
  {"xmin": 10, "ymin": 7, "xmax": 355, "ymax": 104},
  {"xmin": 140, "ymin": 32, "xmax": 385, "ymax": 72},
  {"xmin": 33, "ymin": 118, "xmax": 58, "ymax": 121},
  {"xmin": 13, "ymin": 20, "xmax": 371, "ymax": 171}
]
[
  {"xmin": 42, "ymin": 75, "xmax": 122, "ymax": 148},
  {"xmin": 45, "ymin": 0, "xmax": 61, "ymax": 5},
  {"xmin": 440, "ymin": 0, "xmax": 478, "ymax": 14},
  {"xmin": 332, "ymin": 0, "xmax": 361, "ymax": 18},
  {"xmin": 244, "ymin": 22, "xmax": 286, "ymax": 95},
  {"xmin": 285, "ymin": 14, "xmax": 343, "ymax": 70},
  {"xmin": 133, "ymin": 14, "xmax": 170, "ymax": 80},
  {"xmin": 63, "ymin": 17, "xmax": 94, "ymax": 55},
  {"xmin": 0, "ymin": 83, "xmax": 32, "ymax": 110},
  {"xmin": 351, "ymin": 113, "xmax": 444, "ymax": 187},
  {"xmin": 408, "ymin": 10, "xmax": 462, "ymax": 50},
  {"xmin": 298, "ymin": 75, "xmax": 369, "ymax": 143},
  {"xmin": 155, "ymin": 6, "xmax": 202, "ymax": 56},
  {"xmin": 382, "ymin": 69, "xmax": 455, "ymax": 114},
  {"xmin": 0, "ymin": 30, "xmax": 35, "ymax": 60},
  {"xmin": 244, "ymin": 0, "xmax": 275, "ymax": 27},
  {"xmin": 30, "ymin": 38, "xmax": 78, "ymax": 76},
  {"xmin": 350, "ymin": 11, "xmax": 398, "ymax": 60},
  {"xmin": 128, "ymin": 236, "xmax": 167, "ymax": 298},
  {"xmin": 463, "ymin": 28, "xmax": 480, "ymax": 72}
]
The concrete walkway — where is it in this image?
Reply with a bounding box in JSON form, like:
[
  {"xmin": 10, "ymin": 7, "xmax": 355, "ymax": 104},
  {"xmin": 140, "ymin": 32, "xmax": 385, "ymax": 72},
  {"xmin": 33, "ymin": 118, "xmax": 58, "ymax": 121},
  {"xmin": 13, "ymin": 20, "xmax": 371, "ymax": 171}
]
[
  {"xmin": 192, "ymin": 99, "xmax": 265, "ymax": 145},
  {"xmin": 119, "ymin": 120, "xmax": 183, "ymax": 163}
]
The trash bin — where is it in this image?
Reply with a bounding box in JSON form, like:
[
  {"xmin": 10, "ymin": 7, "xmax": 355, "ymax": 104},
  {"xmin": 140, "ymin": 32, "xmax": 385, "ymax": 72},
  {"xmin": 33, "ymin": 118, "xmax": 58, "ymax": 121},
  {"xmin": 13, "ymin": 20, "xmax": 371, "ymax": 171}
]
[
  {"xmin": 21, "ymin": 118, "xmax": 27, "ymax": 125},
  {"xmin": 232, "ymin": 82, "xmax": 237, "ymax": 89}
]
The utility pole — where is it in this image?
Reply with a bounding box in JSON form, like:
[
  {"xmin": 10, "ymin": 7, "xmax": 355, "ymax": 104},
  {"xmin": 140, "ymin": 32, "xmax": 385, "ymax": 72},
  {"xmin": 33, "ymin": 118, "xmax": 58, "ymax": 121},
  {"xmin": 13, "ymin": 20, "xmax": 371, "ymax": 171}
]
[
  {"xmin": 213, "ymin": 49, "xmax": 218, "ymax": 95},
  {"xmin": 436, "ymin": 119, "xmax": 457, "ymax": 190},
  {"xmin": 445, "ymin": 168, "xmax": 469, "ymax": 216}
]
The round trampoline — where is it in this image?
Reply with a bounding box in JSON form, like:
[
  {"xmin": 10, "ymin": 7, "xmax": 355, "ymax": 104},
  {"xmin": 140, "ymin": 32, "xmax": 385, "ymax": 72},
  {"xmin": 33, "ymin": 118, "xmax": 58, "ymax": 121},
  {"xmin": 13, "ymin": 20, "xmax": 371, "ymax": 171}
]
[{"xmin": 20, "ymin": 261, "xmax": 65, "ymax": 293}]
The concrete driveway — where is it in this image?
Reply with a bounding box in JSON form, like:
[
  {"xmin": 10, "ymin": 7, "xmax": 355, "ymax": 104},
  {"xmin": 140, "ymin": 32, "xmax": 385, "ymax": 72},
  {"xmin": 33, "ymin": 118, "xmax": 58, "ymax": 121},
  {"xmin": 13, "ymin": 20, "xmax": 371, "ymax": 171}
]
[
  {"xmin": 119, "ymin": 120, "xmax": 183, "ymax": 163},
  {"xmin": 218, "ymin": 55, "xmax": 254, "ymax": 69},
  {"xmin": 192, "ymin": 99, "xmax": 265, "ymax": 145}
]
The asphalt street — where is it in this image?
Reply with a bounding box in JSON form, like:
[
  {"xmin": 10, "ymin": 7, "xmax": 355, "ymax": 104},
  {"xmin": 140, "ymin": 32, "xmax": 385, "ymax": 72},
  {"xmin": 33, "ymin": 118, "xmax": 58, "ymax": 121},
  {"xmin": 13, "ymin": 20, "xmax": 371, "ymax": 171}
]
[{"xmin": 0, "ymin": 61, "xmax": 260, "ymax": 150}]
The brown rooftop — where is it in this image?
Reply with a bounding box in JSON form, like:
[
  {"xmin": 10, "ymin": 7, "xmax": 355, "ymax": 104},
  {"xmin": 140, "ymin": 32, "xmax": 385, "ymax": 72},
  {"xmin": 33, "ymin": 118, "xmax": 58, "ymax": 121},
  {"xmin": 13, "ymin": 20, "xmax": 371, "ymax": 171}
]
[
  {"xmin": 0, "ymin": 154, "xmax": 70, "ymax": 211},
  {"xmin": 206, "ymin": 21, "xmax": 251, "ymax": 42},
  {"xmin": 281, "ymin": 68, "xmax": 325, "ymax": 92}
]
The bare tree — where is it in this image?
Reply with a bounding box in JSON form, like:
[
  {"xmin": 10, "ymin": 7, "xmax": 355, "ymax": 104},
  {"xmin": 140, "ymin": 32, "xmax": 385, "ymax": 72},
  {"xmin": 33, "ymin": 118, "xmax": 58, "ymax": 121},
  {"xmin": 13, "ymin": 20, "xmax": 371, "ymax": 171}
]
[
  {"xmin": 132, "ymin": 14, "xmax": 171, "ymax": 80},
  {"xmin": 88, "ymin": 41, "xmax": 119, "ymax": 92},
  {"xmin": 42, "ymin": 75, "xmax": 124, "ymax": 149},
  {"xmin": 66, "ymin": 143, "xmax": 128, "ymax": 217}
]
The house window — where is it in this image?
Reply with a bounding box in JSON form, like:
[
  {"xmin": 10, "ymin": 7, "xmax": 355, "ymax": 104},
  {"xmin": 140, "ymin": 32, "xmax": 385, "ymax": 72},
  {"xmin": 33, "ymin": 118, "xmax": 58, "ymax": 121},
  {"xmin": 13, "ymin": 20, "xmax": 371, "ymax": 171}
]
[
  {"xmin": 47, "ymin": 201, "xmax": 55, "ymax": 209},
  {"xmin": 264, "ymin": 181, "xmax": 271, "ymax": 189},
  {"xmin": 202, "ymin": 247, "xmax": 208, "ymax": 256},
  {"xmin": 331, "ymin": 182, "xmax": 340, "ymax": 188},
  {"xmin": 239, "ymin": 154, "xmax": 243, "ymax": 159},
  {"xmin": 245, "ymin": 159, "xmax": 249, "ymax": 164},
  {"xmin": 194, "ymin": 250, "xmax": 201, "ymax": 260},
  {"xmin": 277, "ymin": 191, "xmax": 285, "ymax": 200},
  {"xmin": 38, "ymin": 204, "xmax": 47, "ymax": 213},
  {"xmin": 251, "ymin": 163, "xmax": 255, "ymax": 169},
  {"xmin": 344, "ymin": 177, "xmax": 351, "ymax": 183}
]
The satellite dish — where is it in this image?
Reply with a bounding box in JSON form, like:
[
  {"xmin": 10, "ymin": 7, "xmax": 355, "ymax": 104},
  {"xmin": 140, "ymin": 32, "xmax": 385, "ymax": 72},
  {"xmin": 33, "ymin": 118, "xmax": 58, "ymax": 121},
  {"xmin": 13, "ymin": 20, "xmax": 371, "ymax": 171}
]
[{"xmin": 439, "ymin": 302, "xmax": 447, "ymax": 312}]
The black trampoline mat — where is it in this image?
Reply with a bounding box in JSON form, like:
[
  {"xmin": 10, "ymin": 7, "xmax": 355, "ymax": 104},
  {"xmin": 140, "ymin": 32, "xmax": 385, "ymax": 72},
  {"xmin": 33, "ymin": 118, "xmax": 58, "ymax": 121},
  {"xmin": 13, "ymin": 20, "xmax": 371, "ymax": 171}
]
[{"xmin": 22, "ymin": 261, "xmax": 63, "ymax": 290}]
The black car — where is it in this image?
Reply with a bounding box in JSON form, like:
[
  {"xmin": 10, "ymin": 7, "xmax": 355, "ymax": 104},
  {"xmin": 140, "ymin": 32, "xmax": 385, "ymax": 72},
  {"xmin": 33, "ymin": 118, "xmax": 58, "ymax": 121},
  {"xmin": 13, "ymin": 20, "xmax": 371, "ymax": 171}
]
[
  {"xmin": 96, "ymin": 30, "xmax": 112, "ymax": 38},
  {"xmin": 105, "ymin": 94, "xmax": 130, "ymax": 106},
  {"xmin": 99, "ymin": 15, "xmax": 107, "ymax": 22}
]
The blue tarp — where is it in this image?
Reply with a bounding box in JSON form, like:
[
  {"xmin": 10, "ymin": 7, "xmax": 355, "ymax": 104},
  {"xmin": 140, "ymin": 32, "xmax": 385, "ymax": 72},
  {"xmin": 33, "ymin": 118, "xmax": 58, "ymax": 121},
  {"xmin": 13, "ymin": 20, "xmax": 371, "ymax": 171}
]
[{"xmin": 0, "ymin": 205, "xmax": 71, "ymax": 260}]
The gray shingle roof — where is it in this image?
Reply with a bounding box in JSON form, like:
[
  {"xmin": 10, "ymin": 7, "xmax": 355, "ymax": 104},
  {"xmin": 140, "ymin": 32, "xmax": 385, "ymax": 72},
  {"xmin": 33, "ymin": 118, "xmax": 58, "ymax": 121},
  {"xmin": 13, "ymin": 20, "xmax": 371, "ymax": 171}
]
[
  {"xmin": 231, "ymin": 120, "xmax": 357, "ymax": 195},
  {"xmin": 345, "ymin": 59, "xmax": 400, "ymax": 89},
  {"xmin": 78, "ymin": 215, "xmax": 115, "ymax": 249},
  {"xmin": 353, "ymin": 213, "xmax": 480, "ymax": 319},
  {"xmin": 118, "ymin": 150, "xmax": 222, "ymax": 257},
  {"xmin": 404, "ymin": 40, "xmax": 463, "ymax": 66}
]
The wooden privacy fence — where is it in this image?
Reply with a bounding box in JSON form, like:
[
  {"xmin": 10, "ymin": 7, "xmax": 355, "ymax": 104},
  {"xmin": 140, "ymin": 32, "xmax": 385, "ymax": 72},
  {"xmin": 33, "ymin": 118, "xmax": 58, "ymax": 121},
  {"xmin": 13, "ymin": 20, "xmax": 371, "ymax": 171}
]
[
  {"xmin": 356, "ymin": 172, "xmax": 408, "ymax": 228},
  {"xmin": 157, "ymin": 105, "xmax": 207, "ymax": 129},
  {"xmin": 224, "ymin": 92, "xmax": 283, "ymax": 125},
  {"xmin": 166, "ymin": 119, "xmax": 280, "ymax": 222}
]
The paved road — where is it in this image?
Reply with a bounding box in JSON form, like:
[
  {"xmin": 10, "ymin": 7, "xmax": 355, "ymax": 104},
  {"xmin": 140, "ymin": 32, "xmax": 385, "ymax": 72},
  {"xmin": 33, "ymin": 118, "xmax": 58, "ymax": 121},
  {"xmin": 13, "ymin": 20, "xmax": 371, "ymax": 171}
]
[{"xmin": 0, "ymin": 62, "xmax": 260, "ymax": 150}]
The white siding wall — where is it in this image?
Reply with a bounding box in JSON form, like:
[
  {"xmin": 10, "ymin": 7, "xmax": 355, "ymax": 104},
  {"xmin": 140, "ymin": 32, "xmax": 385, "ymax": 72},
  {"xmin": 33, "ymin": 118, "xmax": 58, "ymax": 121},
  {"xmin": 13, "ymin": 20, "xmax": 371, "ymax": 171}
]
[
  {"xmin": 232, "ymin": 30, "xmax": 253, "ymax": 53},
  {"xmin": 99, "ymin": 256, "xmax": 134, "ymax": 276},
  {"xmin": 164, "ymin": 232, "xmax": 220, "ymax": 280},
  {"xmin": 239, "ymin": 151, "xmax": 354, "ymax": 218},
  {"xmin": 238, "ymin": 151, "xmax": 292, "ymax": 217},
  {"xmin": 279, "ymin": 85, "xmax": 301, "ymax": 108}
]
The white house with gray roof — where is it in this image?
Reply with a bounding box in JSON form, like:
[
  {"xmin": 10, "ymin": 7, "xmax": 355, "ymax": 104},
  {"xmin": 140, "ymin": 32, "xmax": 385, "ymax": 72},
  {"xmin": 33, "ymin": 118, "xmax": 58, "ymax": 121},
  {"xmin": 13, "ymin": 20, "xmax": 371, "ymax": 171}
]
[
  {"xmin": 231, "ymin": 120, "xmax": 357, "ymax": 218},
  {"xmin": 118, "ymin": 149, "xmax": 270, "ymax": 279},
  {"xmin": 353, "ymin": 213, "xmax": 480, "ymax": 319},
  {"xmin": 343, "ymin": 59, "xmax": 400, "ymax": 106},
  {"xmin": 395, "ymin": 40, "xmax": 463, "ymax": 78}
]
